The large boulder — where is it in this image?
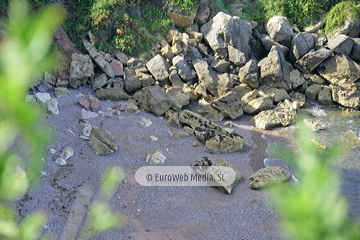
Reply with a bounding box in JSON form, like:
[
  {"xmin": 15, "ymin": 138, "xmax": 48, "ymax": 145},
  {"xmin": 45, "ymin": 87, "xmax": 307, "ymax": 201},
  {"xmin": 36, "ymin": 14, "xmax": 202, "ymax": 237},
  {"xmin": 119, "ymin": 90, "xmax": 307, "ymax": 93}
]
[
  {"xmin": 211, "ymin": 91, "xmax": 244, "ymax": 119},
  {"xmin": 257, "ymin": 86, "xmax": 290, "ymax": 103},
  {"xmin": 350, "ymin": 38, "xmax": 360, "ymax": 61},
  {"xmin": 146, "ymin": 55, "xmax": 170, "ymax": 85},
  {"xmin": 250, "ymin": 100, "xmax": 298, "ymax": 129},
  {"xmin": 331, "ymin": 83, "xmax": 360, "ymax": 108},
  {"xmin": 201, "ymin": 12, "xmax": 252, "ymax": 59},
  {"xmin": 327, "ymin": 34, "xmax": 354, "ymax": 56},
  {"xmin": 266, "ymin": 16, "xmax": 294, "ymax": 44},
  {"xmin": 243, "ymin": 97, "xmax": 274, "ymax": 115},
  {"xmin": 290, "ymin": 32, "xmax": 317, "ymax": 60},
  {"xmin": 133, "ymin": 86, "xmax": 172, "ymax": 116},
  {"xmin": 317, "ymin": 54, "xmax": 360, "ymax": 84},
  {"xmin": 238, "ymin": 59, "xmax": 259, "ymax": 89},
  {"xmin": 83, "ymin": 40, "xmax": 114, "ymax": 78},
  {"xmin": 259, "ymin": 45, "xmax": 292, "ymax": 87},
  {"xmin": 69, "ymin": 53, "xmax": 94, "ymax": 88},
  {"xmin": 294, "ymin": 47, "xmax": 333, "ymax": 74}
]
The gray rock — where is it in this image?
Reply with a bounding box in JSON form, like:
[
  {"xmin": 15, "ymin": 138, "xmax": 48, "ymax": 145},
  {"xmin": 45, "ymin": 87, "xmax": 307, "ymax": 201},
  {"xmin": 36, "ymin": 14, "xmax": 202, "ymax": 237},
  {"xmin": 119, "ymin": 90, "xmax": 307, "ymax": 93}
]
[
  {"xmin": 318, "ymin": 54, "xmax": 360, "ymax": 84},
  {"xmin": 146, "ymin": 150, "xmax": 166, "ymax": 164},
  {"xmin": 204, "ymin": 132, "xmax": 245, "ymax": 153},
  {"xmin": 196, "ymin": 105, "xmax": 224, "ymax": 121},
  {"xmin": 113, "ymin": 50, "xmax": 129, "ymax": 66},
  {"xmin": 133, "ymin": 86, "xmax": 172, "ymax": 116},
  {"xmin": 331, "ymin": 83, "xmax": 360, "ymax": 108},
  {"xmin": 260, "ymin": 34, "xmax": 290, "ymax": 55},
  {"xmin": 212, "ymin": 159, "xmax": 243, "ymax": 194},
  {"xmin": 193, "ymin": 59, "xmax": 220, "ymax": 97},
  {"xmin": 169, "ymin": 70, "xmax": 184, "ymax": 87},
  {"xmin": 249, "ymin": 166, "xmax": 291, "ymax": 189},
  {"xmin": 54, "ymin": 87, "xmax": 70, "ymax": 97},
  {"xmin": 288, "ymin": 69, "xmax": 305, "ymax": 89},
  {"xmin": 146, "ymin": 55, "xmax": 170, "ymax": 85},
  {"xmin": 69, "ymin": 53, "xmax": 94, "ymax": 88},
  {"xmin": 305, "ymin": 84, "xmax": 322, "ymax": 100},
  {"xmin": 83, "ymin": 40, "xmax": 114, "ymax": 79},
  {"xmin": 243, "ymin": 97, "xmax": 274, "ymax": 115},
  {"xmin": 250, "ymin": 100, "xmax": 298, "ymax": 129},
  {"xmin": 350, "ymin": 38, "xmax": 360, "ymax": 61},
  {"xmin": 217, "ymin": 73, "xmax": 233, "ymax": 96},
  {"xmin": 92, "ymin": 73, "xmax": 108, "ymax": 91},
  {"xmin": 328, "ymin": 15, "xmax": 360, "ymax": 39},
  {"xmin": 196, "ymin": 0, "xmax": 211, "ymax": 25},
  {"xmin": 233, "ymin": 83, "xmax": 251, "ymax": 98},
  {"xmin": 238, "ymin": 59, "xmax": 259, "ymax": 89},
  {"xmin": 228, "ymin": 45, "xmax": 247, "ymax": 66},
  {"xmin": 201, "ymin": 12, "xmax": 251, "ymax": 59},
  {"xmin": 127, "ymin": 58, "xmax": 147, "ymax": 71},
  {"xmin": 165, "ymin": 110, "xmax": 182, "ymax": 128},
  {"xmin": 327, "ymin": 34, "xmax": 354, "ymax": 56},
  {"xmin": 161, "ymin": 44, "xmax": 175, "ymax": 62},
  {"xmin": 172, "ymin": 54, "xmax": 196, "ymax": 82},
  {"xmin": 95, "ymin": 80, "xmax": 129, "ymax": 100},
  {"xmin": 124, "ymin": 68, "xmax": 142, "ymax": 93},
  {"xmin": 211, "ymin": 91, "xmax": 244, "ymax": 119},
  {"xmin": 34, "ymin": 92, "xmax": 51, "ymax": 103},
  {"xmin": 266, "ymin": 16, "xmax": 294, "ymax": 43},
  {"xmin": 89, "ymin": 127, "xmax": 117, "ymax": 155},
  {"xmin": 166, "ymin": 87, "xmax": 191, "ymax": 112},
  {"xmin": 46, "ymin": 98, "xmax": 59, "ymax": 115},
  {"xmin": 187, "ymin": 45, "xmax": 203, "ymax": 60},
  {"xmin": 258, "ymin": 86, "xmax": 290, "ymax": 103},
  {"xmin": 289, "ymin": 92, "xmax": 306, "ymax": 107},
  {"xmin": 172, "ymin": 32, "xmax": 189, "ymax": 55},
  {"xmin": 304, "ymin": 73, "xmax": 326, "ymax": 84},
  {"xmin": 318, "ymin": 86, "xmax": 333, "ymax": 105},
  {"xmin": 295, "ymin": 48, "xmax": 333, "ymax": 74},
  {"xmin": 259, "ymin": 45, "xmax": 292, "ymax": 86},
  {"xmin": 44, "ymin": 71, "xmax": 56, "ymax": 85},
  {"xmin": 210, "ymin": 57, "xmax": 230, "ymax": 73},
  {"xmin": 241, "ymin": 89, "xmax": 258, "ymax": 103},
  {"xmin": 125, "ymin": 99, "xmax": 139, "ymax": 114},
  {"xmin": 291, "ymin": 32, "xmax": 317, "ymax": 60}
]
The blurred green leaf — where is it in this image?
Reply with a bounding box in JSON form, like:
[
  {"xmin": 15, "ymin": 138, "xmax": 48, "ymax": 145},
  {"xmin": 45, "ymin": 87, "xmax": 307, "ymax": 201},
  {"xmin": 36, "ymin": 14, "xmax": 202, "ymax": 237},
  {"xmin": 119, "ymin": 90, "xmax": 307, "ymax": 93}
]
[
  {"xmin": 19, "ymin": 211, "xmax": 47, "ymax": 240},
  {"xmin": 100, "ymin": 166, "xmax": 124, "ymax": 199},
  {"xmin": 89, "ymin": 202, "xmax": 123, "ymax": 232}
]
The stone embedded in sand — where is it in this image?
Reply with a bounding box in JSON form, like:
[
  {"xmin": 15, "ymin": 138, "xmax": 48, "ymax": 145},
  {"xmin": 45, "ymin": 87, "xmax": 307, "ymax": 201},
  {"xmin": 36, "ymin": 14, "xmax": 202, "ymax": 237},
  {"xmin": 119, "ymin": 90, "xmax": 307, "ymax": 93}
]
[
  {"xmin": 125, "ymin": 99, "xmax": 139, "ymax": 114},
  {"xmin": 213, "ymin": 159, "xmax": 243, "ymax": 194},
  {"xmin": 204, "ymin": 133, "xmax": 245, "ymax": 153},
  {"xmin": 81, "ymin": 109, "xmax": 99, "ymax": 121},
  {"xmin": 133, "ymin": 86, "xmax": 172, "ymax": 116},
  {"xmin": 168, "ymin": 129, "xmax": 191, "ymax": 138},
  {"xmin": 146, "ymin": 150, "xmax": 166, "ymax": 164},
  {"xmin": 249, "ymin": 166, "xmax": 291, "ymax": 189},
  {"xmin": 138, "ymin": 118, "xmax": 152, "ymax": 127},
  {"xmin": 60, "ymin": 147, "xmax": 74, "ymax": 161},
  {"xmin": 54, "ymin": 87, "xmax": 70, "ymax": 97},
  {"xmin": 55, "ymin": 158, "xmax": 67, "ymax": 165},
  {"xmin": 149, "ymin": 135, "xmax": 158, "ymax": 141},
  {"xmin": 89, "ymin": 126, "xmax": 117, "ymax": 155},
  {"xmin": 82, "ymin": 123, "xmax": 92, "ymax": 137},
  {"xmin": 46, "ymin": 98, "xmax": 59, "ymax": 115}
]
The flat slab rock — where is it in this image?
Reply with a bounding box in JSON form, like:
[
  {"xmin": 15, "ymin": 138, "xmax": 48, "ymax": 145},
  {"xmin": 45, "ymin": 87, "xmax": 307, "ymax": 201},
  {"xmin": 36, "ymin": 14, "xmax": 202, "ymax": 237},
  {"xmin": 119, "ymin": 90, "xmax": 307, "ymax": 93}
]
[
  {"xmin": 249, "ymin": 166, "xmax": 291, "ymax": 189},
  {"xmin": 89, "ymin": 126, "xmax": 117, "ymax": 155}
]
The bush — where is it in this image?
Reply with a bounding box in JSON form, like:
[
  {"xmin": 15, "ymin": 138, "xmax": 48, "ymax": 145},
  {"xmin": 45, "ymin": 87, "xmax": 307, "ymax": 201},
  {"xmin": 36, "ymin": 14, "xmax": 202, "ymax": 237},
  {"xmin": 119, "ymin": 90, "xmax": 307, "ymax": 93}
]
[{"xmin": 324, "ymin": 1, "xmax": 360, "ymax": 37}]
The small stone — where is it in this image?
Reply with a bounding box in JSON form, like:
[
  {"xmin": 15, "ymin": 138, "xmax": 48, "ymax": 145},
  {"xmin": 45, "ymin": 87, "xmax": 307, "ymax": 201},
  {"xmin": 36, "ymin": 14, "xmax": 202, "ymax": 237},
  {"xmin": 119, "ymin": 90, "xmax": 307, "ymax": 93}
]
[
  {"xmin": 82, "ymin": 123, "xmax": 92, "ymax": 137},
  {"xmin": 192, "ymin": 141, "xmax": 198, "ymax": 147},
  {"xmin": 111, "ymin": 109, "xmax": 121, "ymax": 115},
  {"xmin": 47, "ymin": 98, "xmax": 59, "ymax": 115},
  {"xmin": 311, "ymin": 138, "xmax": 327, "ymax": 150},
  {"xmin": 146, "ymin": 150, "xmax": 166, "ymax": 164},
  {"xmin": 303, "ymin": 119, "xmax": 325, "ymax": 131},
  {"xmin": 75, "ymin": 93, "xmax": 85, "ymax": 98},
  {"xmin": 149, "ymin": 135, "xmax": 158, "ymax": 141},
  {"xmin": 34, "ymin": 92, "xmax": 51, "ymax": 103},
  {"xmin": 90, "ymin": 99, "xmax": 100, "ymax": 112},
  {"xmin": 89, "ymin": 127, "xmax": 117, "ymax": 155},
  {"xmin": 169, "ymin": 129, "xmax": 191, "ymax": 137},
  {"xmin": 138, "ymin": 118, "xmax": 152, "ymax": 127},
  {"xmin": 54, "ymin": 87, "xmax": 70, "ymax": 97},
  {"xmin": 125, "ymin": 99, "xmax": 139, "ymax": 114},
  {"xmin": 224, "ymin": 121, "xmax": 233, "ymax": 127},
  {"xmin": 50, "ymin": 149, "xmax": 56, "ymax": 154},
  {"xmin": 60, "ymin": 147, "xmax": 74, "ymax": 161},
  {"xmin": 55, "ymin": 158, "xmax": 67, "ymax": 165},
  {"xmin": 78, "ymin": 98, "xmax": 90, "ymax": 110},
  {"xmin": 25, "ymin": 95, "xmax": 37, "ymax": 103}
]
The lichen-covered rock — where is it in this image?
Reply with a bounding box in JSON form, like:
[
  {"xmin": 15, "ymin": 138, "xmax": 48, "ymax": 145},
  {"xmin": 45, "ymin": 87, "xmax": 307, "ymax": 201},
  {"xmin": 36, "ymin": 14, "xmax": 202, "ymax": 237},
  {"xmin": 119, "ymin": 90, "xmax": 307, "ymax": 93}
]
[
  {"xmin": 251, "ymin": 100, "xmax": 298, "ymax": 129},
  {"xmin": 294, "ymin": 47, "xmax": 333, "ymax": 74},
  {"xmin": 257, "ymin": 86, "xmax": 290, "ymax": 103},
  {"xmin": 69, "ymin": 53, "xmax": 94, "ymax": 88},
  {"xmin": 211, "ymin": 91, "xmax": 244, "ymax": 119},
  {"xmin": 331, "ymin": 83, "xmax": 360, "ymax": 108},
  {"xmin": 89, "ymin": 127, "xmax": 117, "ymax": 155},
  {"xmin": 317, "ymin": 54, "xmax": 360, "ymax": 84},
  {"xmin": 249, "ymin": 166, "xmax": 291, "ymax": 189},
  {"xmin": 133, "ymin": 86, "xmax": 172, "ymax": 116},
  {"xmin": 125, "ymin": 99, "xmax": 139, "ymax": 114},
  {"xmin": 146, "ymin": 55, "xmax": 170, "ymax": 85}
]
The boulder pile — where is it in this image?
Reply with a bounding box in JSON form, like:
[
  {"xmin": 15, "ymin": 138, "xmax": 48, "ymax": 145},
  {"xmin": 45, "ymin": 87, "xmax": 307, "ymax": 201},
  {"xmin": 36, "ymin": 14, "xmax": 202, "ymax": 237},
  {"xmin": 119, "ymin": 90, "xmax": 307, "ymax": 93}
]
[{"xmin": 42, "ymin": 12, "xmax": 360, "ymax": 135}]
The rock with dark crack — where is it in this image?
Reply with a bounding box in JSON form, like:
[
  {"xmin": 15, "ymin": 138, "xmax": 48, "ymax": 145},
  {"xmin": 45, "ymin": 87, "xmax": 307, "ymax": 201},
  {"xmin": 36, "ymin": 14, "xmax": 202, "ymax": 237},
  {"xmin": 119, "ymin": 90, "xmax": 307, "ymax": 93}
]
[
  {"xmin": 249, "ymin": 166, "xmax": 291, "ymax": 189},
  {"xmin": 250, "ymin": 100, "xmax": 298, "ymax": 129},
  {"xmin": 179, "ymin": 110, "xmax": 245, "ymax": 153},
  {"xmin": 89, "ymin": 126, "xmax": 117, "ymax": 155},
  {"xmin": 133, "ymin": 86, "xmax": 172, "ymax": 116},
  {"xmin": 211, "ymin": 91, "xmax": 244, "ymax": 119},
  {"xmin": 83, "ymin": 40, "xmax": 114, "ymax": 79}
]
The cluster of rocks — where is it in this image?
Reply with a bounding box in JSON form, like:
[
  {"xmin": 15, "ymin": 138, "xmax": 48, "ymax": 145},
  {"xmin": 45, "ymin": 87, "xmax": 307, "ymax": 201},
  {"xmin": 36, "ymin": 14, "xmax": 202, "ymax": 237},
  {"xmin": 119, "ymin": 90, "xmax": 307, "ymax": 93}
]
[{"xmin": 191, "ymin": 157, "xmax": 291, "ymax": 193}]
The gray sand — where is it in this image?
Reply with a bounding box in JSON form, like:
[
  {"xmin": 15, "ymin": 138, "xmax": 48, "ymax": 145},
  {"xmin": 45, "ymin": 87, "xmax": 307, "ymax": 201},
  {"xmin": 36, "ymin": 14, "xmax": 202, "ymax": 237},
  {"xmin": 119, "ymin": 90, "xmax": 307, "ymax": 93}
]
[{"xmin": 18, "ymin": 86, "xmax": 283, "ymax": 240}]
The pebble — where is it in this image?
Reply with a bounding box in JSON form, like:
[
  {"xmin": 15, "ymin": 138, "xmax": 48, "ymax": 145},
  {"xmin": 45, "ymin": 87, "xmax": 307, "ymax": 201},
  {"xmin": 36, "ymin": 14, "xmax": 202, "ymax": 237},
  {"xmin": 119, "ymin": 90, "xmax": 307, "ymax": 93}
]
[
  {"xmin": 138, "ymin": 118, "xmax": 152, "ymax": 127},
  {"xmin": 149, "ymin": 135, "xmax": 158, "ymax": 141}
]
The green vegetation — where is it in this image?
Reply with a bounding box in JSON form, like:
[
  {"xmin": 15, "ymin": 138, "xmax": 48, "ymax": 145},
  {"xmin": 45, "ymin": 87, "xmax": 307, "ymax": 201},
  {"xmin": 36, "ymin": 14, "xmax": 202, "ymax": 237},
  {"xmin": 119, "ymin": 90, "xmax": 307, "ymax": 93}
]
[
  {"xmin": 0, "ymin": 0, "xmax": 63, "ymax": 238},
  {"xmin": 268, "ymin": 118, "xmax": 360, "ymax": 239},
  {"xmin": 166, "ymin": 0, "xmax": 199, "ymax": 14},
  {"xmin": 324, "ymin": 1, "xmax": 360, "ymax": 37}
]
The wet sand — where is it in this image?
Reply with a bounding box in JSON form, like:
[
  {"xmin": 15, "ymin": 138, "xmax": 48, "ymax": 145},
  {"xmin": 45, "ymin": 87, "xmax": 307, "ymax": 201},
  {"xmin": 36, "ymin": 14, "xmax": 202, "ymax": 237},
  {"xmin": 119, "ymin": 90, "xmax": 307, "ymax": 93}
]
[{"xmin": 17, "ymin": 86, "xmax": 284, "ymax": 240}]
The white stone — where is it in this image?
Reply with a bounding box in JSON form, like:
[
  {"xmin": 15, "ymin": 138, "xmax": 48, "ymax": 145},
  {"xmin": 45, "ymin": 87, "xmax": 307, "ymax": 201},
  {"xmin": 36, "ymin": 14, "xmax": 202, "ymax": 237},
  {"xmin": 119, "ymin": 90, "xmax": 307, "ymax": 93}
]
[{"xmin": 146, "ymin": 150, "xmax": 166, "ymax": 164}]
